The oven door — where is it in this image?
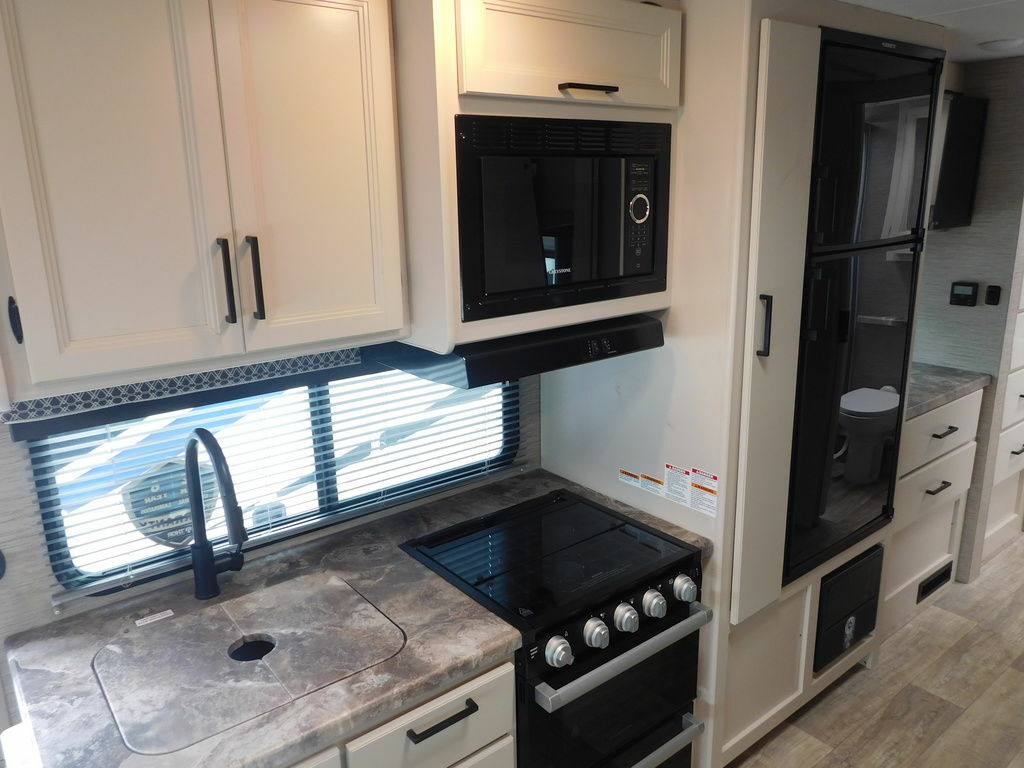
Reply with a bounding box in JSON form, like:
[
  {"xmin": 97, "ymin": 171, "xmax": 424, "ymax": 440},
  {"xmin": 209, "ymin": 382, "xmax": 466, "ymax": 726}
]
[{"xmin": 518, "ymin": 604, "xmax": 709, "ymax": 768}]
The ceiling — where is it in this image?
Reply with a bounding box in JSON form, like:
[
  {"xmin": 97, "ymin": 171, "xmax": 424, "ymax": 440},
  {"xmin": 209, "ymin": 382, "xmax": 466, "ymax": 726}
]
[{"xmin": 839, "ymin": 0, "xmax": 1024, "ymax": 61}]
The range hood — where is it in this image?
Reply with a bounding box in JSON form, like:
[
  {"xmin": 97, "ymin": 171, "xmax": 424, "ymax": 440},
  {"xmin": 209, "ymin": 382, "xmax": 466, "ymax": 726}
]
[{"xmin": 366, "ymin": 314, "xmax": 664, "ymax": 388}]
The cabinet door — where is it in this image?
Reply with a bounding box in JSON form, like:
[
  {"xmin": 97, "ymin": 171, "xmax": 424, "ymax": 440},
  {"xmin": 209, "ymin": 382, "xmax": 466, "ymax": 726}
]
[
  {"xmin": 212, "ymin": 0, "xmax": 405, "ymax": 352},
  {"xmin": 457, "ymin": 0, "xmax": 681, "ymax": 108},
  {"xmin": 0, "ymin": 0, "xmax": 243, "ymax": 383},
  {"xmin": 731, "ymin": 20, "xmax": 820, "ymax": 625}
]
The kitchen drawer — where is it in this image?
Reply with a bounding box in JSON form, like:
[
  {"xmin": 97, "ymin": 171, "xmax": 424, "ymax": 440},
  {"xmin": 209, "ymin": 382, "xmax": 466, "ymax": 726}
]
[
  {"xmin": 345, "ymin": 664, "xmax": 514, "ymax": 768},
  {"xmin": 994, "ymin": 420, "xmax": 1024, "ymax": 485},
  {"xmin": 1004, "ymin": 368, "xmax": 1024, "ymax": 429},
  {"xmin": 899, "ymin": 389, "xmax": 982, "ymax": 475},
  {"xmin": 1014, "ymin": 313, "xmax": 1024, "ymax": 371},
  {"xmin": 451, "ymin": 735, "xmax": 515, "ymax": 768},
  {"xmin": 893, "ymin": 441, "xmax": 976, "ymax": 534}
]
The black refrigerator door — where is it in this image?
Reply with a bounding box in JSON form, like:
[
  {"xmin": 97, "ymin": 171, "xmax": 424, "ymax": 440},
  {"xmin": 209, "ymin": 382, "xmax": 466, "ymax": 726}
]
[
  {"xmin": 810, "ymin": 33, "xmax": 942, "ymax": 252},
  {"xmin": 785, "ymin": 245, "xmax": 917, "ymax": 581}
]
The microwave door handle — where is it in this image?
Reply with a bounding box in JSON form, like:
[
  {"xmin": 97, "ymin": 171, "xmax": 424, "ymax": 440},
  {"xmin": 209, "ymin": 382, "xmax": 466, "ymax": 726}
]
[
  {"xmin": 630, "ymin": 713, "xmax": 705, "ymax": 768},
  {"xmin": 534, "ymin": 602, "xmax": 713, "ymax": 714}
]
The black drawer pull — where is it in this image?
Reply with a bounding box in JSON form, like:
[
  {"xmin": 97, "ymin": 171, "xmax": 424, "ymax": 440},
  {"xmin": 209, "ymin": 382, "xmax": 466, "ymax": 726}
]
[
  {"xmin": 406, "ymin": 698, "xmax": 478, "ymax": 744},
  {"xmin": 756, "ymin": 294, "xmax": 773, "ymax": 357},
  {"xmin": 216, "ymin": 238, "xmax": 237, "ymax": 324},
  {"xmin": 245, "ymin": 235, "xmax": 267, "ymax": 320},
  {"xmin": 1018, "ymin": 394, "xmax": 1024, "ymax": 399},
  {"xmin": 558, "ymin": 81, "xmax": 620, "ymax": 94},
  {"xmin": 1012, "ymin": 445, "xmax": 1024, "ymax": 456},
  {"xmin": 925, "ymin": 481, "xmax": 952, "ymax": 496},
  {"xmin": 931, "ymin": 426, "xmax": 959, "ymax": 440}
]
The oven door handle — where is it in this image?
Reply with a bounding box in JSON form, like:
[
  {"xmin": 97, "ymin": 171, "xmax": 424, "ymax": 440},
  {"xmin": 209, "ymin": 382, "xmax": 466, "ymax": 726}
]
[
  {"xmin": 630, "ymin": 713, "xmax": 705, "ymax": 768},
  {"xmin": 534, "ymin": 601, "xmax": 713, "ymax": 714}
]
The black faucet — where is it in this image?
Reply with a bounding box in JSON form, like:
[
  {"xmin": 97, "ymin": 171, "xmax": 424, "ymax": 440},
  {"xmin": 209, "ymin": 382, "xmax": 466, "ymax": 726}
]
[{"xmin": 185, "ymin": 428, "xmax": 248, "ymax": 600}]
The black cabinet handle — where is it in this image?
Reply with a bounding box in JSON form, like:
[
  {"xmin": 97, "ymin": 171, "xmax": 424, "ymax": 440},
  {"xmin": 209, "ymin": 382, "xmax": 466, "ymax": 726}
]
[
  {"xmin": 756, "ymin": 294, "xmax": 773, "ymax": 357},
  {"xmin": 925, "ymin": 480, "xmax": 952, "ymax": 496},
  {"xmin": 931, "ymin": 426, "xmax": 959, "ymax": 440},
  {"xmin": 1018, "ymin": 394, "xmax": 1024, "ymax": 399},
  {"xmin": 406, "ymin": 699, "xmax": 478, "ymax": 744},
  {"xmin": 558, "ymin": 81, "xmax": 620, "ymax": 94},
  {"xmin": 245, "ymin": 235, "xmax": 267, "ymax": 320},
  {"xmin": 216, "ymin": 238, "xmax": 237, "ymax": 325},
  {"xmin": 1012, "ymin": 445, "xmax": 1024, "ymax": 456}
]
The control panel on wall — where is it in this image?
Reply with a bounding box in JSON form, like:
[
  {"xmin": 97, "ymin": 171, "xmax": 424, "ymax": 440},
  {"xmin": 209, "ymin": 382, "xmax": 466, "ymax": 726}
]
[{"xmin": 950, "ymin": 281, "xmax": 979, "ymax": 306}]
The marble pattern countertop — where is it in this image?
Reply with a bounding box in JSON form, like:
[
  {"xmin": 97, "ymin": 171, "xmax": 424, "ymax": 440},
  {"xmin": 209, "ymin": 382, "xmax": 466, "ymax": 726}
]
[
  {"xmin": 905, "ymin": 362, "xmax": 991, "ymax": 420},
  {"xmin": 6, "ymin": 469, "xmax": 710, "ymax": 768}
]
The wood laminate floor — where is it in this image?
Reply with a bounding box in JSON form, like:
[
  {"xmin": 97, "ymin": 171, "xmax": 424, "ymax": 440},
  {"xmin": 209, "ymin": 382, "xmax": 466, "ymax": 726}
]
[{"xmin": 731, "ymin": 533, "xmax": 1024, "ymax": 768}]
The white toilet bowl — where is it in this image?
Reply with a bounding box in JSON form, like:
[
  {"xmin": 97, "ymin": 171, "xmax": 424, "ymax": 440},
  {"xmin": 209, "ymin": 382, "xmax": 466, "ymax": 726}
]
[{"xmin": 838, "ymin": 387, "xmax": 900, "ymax": 485}]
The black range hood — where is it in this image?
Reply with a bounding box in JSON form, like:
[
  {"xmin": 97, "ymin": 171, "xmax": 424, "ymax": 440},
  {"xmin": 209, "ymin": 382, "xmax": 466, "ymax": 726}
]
[{"xmin": 365, "ymin": 314, "xmax": 664, "ymax": 388}]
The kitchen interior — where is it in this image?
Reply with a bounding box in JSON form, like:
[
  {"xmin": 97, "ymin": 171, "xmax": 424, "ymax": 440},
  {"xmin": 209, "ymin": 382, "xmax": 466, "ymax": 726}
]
[{"xmin": 0, "ymin": 1, "xmax": 1022, "ymax": 768}]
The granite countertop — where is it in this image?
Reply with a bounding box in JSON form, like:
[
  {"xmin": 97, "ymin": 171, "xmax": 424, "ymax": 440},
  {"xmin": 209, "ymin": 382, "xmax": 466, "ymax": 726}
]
[
  {"xmin": 6, "ymin": 469, "xmax": 710, "ymax": 768},
  {"xmin": 905, "ymin": 362, "xmax": 991, "ymax": 420}
]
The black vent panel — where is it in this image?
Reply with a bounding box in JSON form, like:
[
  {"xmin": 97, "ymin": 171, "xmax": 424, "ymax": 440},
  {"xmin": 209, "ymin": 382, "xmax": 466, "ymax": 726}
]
[{"xmin": 456, "ymin": 114, "xmax": 670, "ymax": 155}]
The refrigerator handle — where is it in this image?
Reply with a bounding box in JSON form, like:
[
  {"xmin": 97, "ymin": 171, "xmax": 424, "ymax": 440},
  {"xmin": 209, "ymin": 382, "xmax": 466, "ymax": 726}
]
[{"xmin": 805, "ymin": 268, "xmax": 831, "ymax": 341}]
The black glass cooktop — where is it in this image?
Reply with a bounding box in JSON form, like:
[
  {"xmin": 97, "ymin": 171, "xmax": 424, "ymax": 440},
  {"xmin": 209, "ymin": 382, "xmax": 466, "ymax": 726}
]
[{"xmin": 402, "ymin": 490, "xmax": 697, "ymax": 633}]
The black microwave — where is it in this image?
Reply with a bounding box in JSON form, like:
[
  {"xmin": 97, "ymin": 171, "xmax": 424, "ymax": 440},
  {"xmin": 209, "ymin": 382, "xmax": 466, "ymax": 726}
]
[{"xmin": 455, "ymin": 115, "xmax": 671, "ymax": 321}]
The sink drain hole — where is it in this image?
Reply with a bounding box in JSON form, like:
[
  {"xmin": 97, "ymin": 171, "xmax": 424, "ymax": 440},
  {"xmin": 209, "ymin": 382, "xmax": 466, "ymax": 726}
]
[{"xmin": 228, "ymin": 634, "xmax": 276, "ymax": 662}]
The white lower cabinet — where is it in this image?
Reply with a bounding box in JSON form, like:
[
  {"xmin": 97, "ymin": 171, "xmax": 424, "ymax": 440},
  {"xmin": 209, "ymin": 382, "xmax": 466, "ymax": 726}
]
[
  {"xmin": 450, "ymin": 735, "xmax": 515, "ymax": 768},
  {"xmin": 345, "ymin": 664, "xmax": 514, "ymax": 768}
]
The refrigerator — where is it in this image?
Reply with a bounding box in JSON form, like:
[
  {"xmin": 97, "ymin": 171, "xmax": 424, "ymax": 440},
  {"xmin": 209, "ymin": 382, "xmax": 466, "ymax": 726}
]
[{"xmin": 783, "ymin": 29, "xmax": 945, "ymax": 582}]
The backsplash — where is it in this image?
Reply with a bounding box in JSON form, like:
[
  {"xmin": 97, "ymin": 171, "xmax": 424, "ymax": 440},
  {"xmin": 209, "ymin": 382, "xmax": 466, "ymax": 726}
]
[{"xmin": 0, "ymin": 348, "xmax": 360, "ymax": 424}]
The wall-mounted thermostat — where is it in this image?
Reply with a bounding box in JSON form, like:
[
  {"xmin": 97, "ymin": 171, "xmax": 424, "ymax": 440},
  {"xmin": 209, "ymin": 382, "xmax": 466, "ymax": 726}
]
[{"xmin": 950, "ymin": 281, "xmax": 979, "ymax": 306}]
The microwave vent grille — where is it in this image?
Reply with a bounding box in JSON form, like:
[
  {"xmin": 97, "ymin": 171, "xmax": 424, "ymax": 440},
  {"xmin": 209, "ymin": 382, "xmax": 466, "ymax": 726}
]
[{"xmin": 458, "ymin": 116, "xmax": 669, "ymax": 155}]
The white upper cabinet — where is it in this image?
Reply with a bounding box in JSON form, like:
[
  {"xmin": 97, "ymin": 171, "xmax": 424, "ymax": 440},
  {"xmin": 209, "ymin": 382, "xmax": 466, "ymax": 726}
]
[
  {"xmin": 211, "ymin": 0, "xmax": 404, "ymax": 352},
  {"xmin": 0, "ymin": 0, "xmax": 244, "ymax": 383},
  {"xmin": 456, "ymin": 0, "xmax": 682, "ymax": 108},
  {"xmin": 0, "ymin": 0, "xmax": 404, "ymax": 391}
]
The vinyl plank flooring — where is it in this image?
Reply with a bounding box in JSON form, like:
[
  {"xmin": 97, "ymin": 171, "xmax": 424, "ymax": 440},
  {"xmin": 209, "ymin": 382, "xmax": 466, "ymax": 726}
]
[
  {"xmin": 730, "ymin": 724, "xmax": 832, "ymax": 768},
  {"xmin": 913, "ymin": 626, "xmax": 1018, "ymax": 708},
  {"xmin": 914, "ymin": 667, "xmax": 1024, "ymax": 768},
  {"xmin": 790, "ymin": 605, "xmax": 974, "ymax": 747},
  {"xmin": 809, "ymin": 684, "xmax": 961, "ymax": 768},
  {"xmin": 730, "ymin": 537, "xmax": 1024, "ymax": 768}
]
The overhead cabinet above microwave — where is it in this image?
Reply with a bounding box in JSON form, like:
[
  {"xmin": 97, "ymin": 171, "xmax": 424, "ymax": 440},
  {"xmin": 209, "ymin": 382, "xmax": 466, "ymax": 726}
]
[
  {"xmin": 0, "ymin": 0, "xmax": 404, "ymax": 398},
  {"xmin": 456, "ymin": 0, "xmax": 682, "ymax": 108}
]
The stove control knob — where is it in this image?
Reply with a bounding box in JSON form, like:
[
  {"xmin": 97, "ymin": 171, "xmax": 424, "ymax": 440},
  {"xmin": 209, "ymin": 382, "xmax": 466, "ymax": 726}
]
[
  {"xmin": 672, "ymin": 575, "xmax": 698, "ymax": 603},
  {"xmin": 642, "ymin": 589, "xmax": 668, "ymax": 618},
  {"xmin": 583, "ymin": 617, "xmax": 610, "ymax": 649},
  {"xmin": 545, "ymin": 635, "xmax": 574, "ymax": 668},
  {"xmin": 614, "ymin": 603, "xmax": 640, "ymax": 633}
]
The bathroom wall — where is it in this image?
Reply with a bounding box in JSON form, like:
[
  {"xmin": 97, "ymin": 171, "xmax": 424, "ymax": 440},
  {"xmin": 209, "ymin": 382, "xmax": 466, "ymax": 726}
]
[{"xmin": 913, "ymin": 56, "xmax": 1024, "ymax": 374}]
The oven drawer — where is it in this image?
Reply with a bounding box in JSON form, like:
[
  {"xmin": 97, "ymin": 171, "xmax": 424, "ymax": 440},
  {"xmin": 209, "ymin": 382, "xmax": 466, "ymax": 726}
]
[
  {"xmin": 345, "ymin": 663, "xmax": 514, "ymax": 768},
  {"xmin": 518, "ymin": 605, "xmax": 709, "ymax": 768}
]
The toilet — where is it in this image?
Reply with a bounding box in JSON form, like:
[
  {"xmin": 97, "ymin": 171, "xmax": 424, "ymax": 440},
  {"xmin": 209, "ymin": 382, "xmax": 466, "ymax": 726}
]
[{"xmin": 838, "ymin": 386, "xmax": 900, "ymax": 485}]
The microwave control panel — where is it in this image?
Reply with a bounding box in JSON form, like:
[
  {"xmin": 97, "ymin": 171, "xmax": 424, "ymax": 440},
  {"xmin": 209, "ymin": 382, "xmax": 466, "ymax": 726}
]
[{"xmin": 625, "ymin": 158, "xmax": 655, "ymax": 276}]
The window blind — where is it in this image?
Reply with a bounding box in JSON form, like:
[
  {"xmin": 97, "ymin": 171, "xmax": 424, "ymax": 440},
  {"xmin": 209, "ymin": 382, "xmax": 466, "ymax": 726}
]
[{"xmin": 27, "ymin": 370, "xmax": 523, "ymax": 597}]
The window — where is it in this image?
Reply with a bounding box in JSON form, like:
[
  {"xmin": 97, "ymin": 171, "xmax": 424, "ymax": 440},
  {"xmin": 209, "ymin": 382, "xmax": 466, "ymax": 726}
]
[{"xmin": 29, "ymin": 370, "xmax": 518, "ymax": 594}]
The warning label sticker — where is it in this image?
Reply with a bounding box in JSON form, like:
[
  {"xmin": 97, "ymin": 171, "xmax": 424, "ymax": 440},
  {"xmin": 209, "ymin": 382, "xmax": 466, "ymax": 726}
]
[
  {"xmin": 640, "ymin": 473, "xmax": 665, "ymax": 496},
  {"xmin": 664, "ymin": 464, "xmax": 692, "ymax": 506},
  {"xmin": 690, "ymin": 467, "xmax": 719, "ymax": 517},
  {"xmin": 618, "ymin": 469, "xmax": 642, "ymax": 488}
]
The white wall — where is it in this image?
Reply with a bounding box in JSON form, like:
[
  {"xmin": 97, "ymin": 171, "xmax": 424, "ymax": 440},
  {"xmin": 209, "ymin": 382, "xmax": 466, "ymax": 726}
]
[{"xmin": 540, "ymin": 3, "xmax": 947, "ymax": 766}]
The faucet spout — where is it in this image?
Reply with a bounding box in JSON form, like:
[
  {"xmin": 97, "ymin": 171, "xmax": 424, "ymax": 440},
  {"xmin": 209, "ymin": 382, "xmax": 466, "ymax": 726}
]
[{"xmin": 185, "ymin": 428, "xmax": 248, "ymax": 599}]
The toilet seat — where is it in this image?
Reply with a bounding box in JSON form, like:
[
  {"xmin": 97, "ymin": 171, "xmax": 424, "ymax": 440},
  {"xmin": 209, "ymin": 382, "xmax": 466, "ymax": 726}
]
[{"xmin": 840, "ymin": 387, "xmax": 900, "ymax": 417}]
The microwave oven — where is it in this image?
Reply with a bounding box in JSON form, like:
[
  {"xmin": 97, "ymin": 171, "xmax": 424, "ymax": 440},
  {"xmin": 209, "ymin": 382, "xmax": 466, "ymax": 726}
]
[{"xmin": 455, "ymin": 115, "xmax": 671, "ymax": 322}]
